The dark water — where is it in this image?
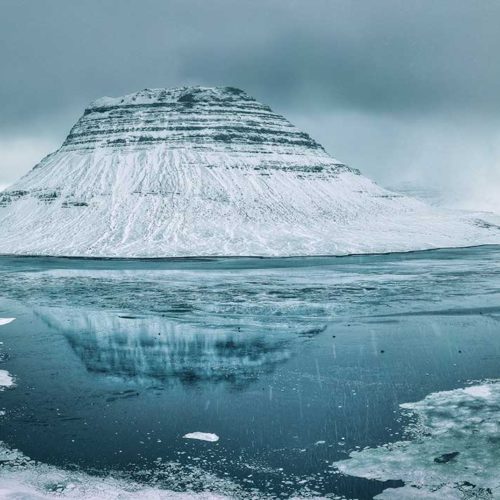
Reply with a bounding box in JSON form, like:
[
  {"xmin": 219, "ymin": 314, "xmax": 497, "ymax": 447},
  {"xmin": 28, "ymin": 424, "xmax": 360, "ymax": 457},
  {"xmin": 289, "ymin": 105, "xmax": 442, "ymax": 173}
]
[{"xmin": 0, "ymin": 246, "xmax": 499, "ymax": 498}]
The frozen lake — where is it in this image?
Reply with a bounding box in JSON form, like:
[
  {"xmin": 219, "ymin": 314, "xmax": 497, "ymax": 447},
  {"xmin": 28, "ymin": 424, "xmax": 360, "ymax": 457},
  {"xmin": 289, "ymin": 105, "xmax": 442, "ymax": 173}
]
[{"xmin": 0, "ymin": 246, "xmax": 499, "ymax": 498}]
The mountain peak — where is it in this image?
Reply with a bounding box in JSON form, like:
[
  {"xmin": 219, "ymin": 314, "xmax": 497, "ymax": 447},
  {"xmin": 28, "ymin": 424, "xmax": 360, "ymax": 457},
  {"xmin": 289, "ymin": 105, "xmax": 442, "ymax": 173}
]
[
  {"xmin": 88, "ymin": 86, "xmax": 256, "ymax": 110},
  {"xmin": 66, "ymin": 85, "xmax": 328, "ymax": 155}
]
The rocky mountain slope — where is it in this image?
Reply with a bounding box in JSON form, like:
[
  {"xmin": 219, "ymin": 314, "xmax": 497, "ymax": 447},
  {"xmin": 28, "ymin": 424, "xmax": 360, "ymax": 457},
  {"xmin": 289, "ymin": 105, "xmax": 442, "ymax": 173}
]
[{"xmin": 0, "ymin": 86, "xmax": 498, "ymax": 257}]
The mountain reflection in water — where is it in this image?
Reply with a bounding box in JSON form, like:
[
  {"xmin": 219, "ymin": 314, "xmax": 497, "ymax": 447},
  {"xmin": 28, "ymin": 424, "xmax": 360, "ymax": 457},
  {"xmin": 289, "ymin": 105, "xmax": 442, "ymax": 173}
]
[
  {"xmin": 1, "ymin": 248, "xmax": 500, "ymax": 499},
  {"xmin": 37, "ymin": 308, "xmax": 292, "ymax": 387}
]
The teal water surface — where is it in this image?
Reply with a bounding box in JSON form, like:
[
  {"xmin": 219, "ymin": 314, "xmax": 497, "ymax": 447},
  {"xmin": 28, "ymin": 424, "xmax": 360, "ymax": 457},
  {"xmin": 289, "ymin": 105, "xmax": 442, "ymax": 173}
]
[{"xmin": 0, "ymin": 246, "xmax": 499, "ymax": 498}]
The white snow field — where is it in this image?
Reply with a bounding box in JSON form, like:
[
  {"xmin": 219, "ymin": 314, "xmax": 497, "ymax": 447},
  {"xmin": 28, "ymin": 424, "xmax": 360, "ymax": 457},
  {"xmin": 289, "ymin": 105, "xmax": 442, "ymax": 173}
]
[
  {"xmin": 334, "ymin": 381, "xmax": 500, "ymax": 499},
  {"xmin": 0, "ymin": 86, "xmax": 499, "ymax": 257}
]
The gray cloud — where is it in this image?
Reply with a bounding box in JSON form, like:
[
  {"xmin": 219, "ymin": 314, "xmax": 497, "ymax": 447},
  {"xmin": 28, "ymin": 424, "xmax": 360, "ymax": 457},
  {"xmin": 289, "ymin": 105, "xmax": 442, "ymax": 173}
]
[{"xmin": 1, "ymin": 0, "xmax": 500, "ymax": 210}]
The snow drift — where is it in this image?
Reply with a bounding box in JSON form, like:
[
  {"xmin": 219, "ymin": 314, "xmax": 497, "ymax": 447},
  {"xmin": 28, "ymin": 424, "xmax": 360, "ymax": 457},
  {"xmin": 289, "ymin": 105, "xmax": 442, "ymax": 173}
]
[{"xmin": 0, "ymin": 86, "xmax": 498, "ymax": 257}]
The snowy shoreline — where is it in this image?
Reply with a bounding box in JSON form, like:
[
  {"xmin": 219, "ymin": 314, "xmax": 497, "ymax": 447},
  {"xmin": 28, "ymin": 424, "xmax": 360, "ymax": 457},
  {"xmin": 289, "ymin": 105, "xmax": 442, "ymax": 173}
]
[{"xmin": 0, "ymin": 242, "xmax": 499, "ymax": 261}]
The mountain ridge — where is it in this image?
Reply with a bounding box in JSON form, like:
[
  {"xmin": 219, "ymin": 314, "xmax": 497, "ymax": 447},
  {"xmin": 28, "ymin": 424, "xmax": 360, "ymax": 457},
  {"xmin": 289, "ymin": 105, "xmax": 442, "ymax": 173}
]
[{"xmin": 0, "ymin": 86, "xmax": 498, "ymax": 257}]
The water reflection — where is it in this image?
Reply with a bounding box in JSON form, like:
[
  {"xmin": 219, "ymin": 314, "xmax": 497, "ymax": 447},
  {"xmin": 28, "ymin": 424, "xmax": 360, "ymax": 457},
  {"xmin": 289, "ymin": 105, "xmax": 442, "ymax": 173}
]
[{"xmin": 36, "ymin": 308, "xmax": 292, "ymax": 387}]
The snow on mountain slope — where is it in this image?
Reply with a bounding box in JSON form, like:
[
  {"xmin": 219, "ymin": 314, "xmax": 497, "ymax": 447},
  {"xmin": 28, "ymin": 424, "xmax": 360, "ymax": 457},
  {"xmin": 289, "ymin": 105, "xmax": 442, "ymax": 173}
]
[{"xmin": 0, "ymin": 86, "xmax": 498, "ymax": 257}]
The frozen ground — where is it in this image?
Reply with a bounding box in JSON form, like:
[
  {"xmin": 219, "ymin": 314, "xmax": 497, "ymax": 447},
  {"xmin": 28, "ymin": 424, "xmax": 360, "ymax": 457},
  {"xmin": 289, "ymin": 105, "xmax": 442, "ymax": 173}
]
[{"xmin": 0, "ymin": 246, "xmax": 499, "ymax": 498}]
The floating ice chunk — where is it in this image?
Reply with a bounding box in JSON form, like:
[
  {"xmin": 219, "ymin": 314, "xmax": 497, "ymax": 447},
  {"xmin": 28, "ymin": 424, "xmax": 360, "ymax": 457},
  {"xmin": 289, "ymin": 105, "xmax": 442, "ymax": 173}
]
[
  {"xmin": 183, "ymin": 432, "xmax": 219, "ymax": 442},
  {"xmin": 0, "ymin": 318, "xmax": 15, "ymax": 326},
  {"xmin": 0, "ymin": 370, "xmax": 14, "ymax": 389},
  {"xmin": 314, "ymin": 440, "xmax": 326, "ymax": 446},
  {"xmin": 333, "ymin": 381, "xmax": 500, "ymax": 498}
]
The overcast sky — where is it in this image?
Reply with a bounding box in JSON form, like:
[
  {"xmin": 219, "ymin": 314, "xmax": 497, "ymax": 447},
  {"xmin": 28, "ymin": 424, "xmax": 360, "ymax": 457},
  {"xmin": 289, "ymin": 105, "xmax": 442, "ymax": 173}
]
[{"xmin": 1, "ymin": 0, "xmax": 500, "ymax": 211}]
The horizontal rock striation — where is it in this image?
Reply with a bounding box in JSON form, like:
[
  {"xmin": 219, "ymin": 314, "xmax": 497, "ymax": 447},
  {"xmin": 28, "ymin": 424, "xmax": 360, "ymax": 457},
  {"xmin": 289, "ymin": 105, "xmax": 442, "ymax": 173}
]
[
  {"xmin": 60, "ymin": 86, "xmax": 350, "ymax": 175},
  {"xmin": 66, "ymin": 87, "xmax": 320, "ymax": 149}
]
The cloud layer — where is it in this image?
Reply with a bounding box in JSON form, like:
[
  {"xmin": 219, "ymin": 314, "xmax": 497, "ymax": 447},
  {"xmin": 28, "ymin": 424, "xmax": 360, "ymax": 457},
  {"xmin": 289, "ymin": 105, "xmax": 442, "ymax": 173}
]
[{"xmin": 1, "ymin": 0, "xmax": 499, "ymax": 210}]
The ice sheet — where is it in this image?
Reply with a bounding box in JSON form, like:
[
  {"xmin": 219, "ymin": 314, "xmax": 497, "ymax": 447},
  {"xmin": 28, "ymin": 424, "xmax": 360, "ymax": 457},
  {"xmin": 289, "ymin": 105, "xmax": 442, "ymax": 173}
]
[{"xmin": 334, "ymin": 381, "xmax": 500, "ymax": 498}]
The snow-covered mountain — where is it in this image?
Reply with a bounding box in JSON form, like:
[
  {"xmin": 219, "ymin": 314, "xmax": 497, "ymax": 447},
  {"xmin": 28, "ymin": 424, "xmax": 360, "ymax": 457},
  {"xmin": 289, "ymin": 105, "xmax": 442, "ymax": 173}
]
[{"xmin": 0, "ymin": 86, "xmax": 498, "ymax": 257}]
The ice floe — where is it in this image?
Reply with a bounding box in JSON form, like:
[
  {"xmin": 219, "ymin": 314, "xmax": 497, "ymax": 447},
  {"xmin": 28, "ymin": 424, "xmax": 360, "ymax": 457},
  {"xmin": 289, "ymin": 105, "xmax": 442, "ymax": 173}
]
[
  {"xmin": 0, "ymin": 441, "xmax": 233, "ymax": 499},
  {"xmin": 0, "ymin": 317, "xmax": 14, "ymax": 389},
  {"xmin": 333, "ymin": 381, "xmax": 500, "ymax": 498},
  {"xmin": 183, "ymin": 432, "xmax": 220, "ymax": 443},
  {"xmin": 0, "ymin": 370, "xmax": 14, "ymax": 389}
]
